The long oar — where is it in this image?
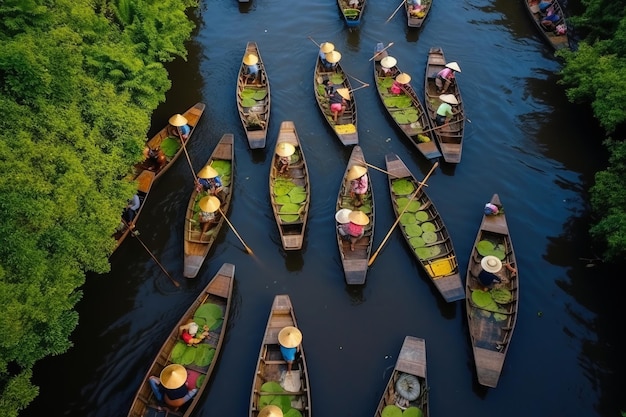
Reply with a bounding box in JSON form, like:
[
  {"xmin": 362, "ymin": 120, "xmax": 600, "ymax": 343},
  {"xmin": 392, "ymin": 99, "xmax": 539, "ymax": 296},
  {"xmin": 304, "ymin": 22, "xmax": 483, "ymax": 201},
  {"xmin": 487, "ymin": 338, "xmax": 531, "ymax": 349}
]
[
  {"xmin": 348, "ymin": 84, "xmax": 370, "ymax": 93},
  {"xmin": 345, "ymin": 72, "xmax": 370, "ymax": 88},
  {"xmin": 308, "ymin": 36, "xmax": 320, "ymax": 47},
  {"xmin": 368, "ymin": 161, "xmax": 439, "ymax": 266},
  {"xmin": 218, "ymin": 207, "xmax": 253, "ymax": 255},
  {"xmin": 417, "ymin": 118, "xmax": 466, "ymax": 135},
  {"xmin": 123, "ymin": 220, "xmax": 180, "ymax": 288},
  {"xmin": 355, "ymin": 159, "xmax": 429, "ymax": 186},
  {"xmin": 178, "ymin": 126, "xmax": 198, "ymax": 182},
  {"xmin": 385, "ymin": 0, "xmax": 406, "ymax": 23},
  {"xmin": 369, "ymin": 42, "xmax": 394, "ymax": 61}
]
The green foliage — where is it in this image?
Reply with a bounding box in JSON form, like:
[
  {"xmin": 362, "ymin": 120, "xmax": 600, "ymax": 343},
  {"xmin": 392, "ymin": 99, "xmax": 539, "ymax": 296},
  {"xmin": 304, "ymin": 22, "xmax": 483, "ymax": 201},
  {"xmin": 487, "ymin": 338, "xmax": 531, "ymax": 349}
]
[{"xmin": 0, "ymin": 0, "xmax": 199, "ymax": 414}]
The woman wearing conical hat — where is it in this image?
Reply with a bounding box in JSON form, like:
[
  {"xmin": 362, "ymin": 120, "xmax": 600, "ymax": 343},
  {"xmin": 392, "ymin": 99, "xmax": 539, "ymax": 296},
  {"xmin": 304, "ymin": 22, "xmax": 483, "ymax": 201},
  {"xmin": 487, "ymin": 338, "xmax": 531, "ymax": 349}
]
[
  {"xmin": 169, "ymin": 113, "xmax": 191, "ymax": 140},
  {"xmin": 435, "ymin": 94, "xmax": 460, "ymax": 127},
  {"xmin": 346, "ymin": 164, "xmax": 368, "ymax": 207},
  {"xmin": 148, "ymin": 364, "xmax": 198, "ymax": 409},
  {"xmin": 278, "ymin": 326, "xmax": 303, "ymax": 373},
  {"xmin": 243, "ymin": 53, "xmax": 259, "ymax": 83},
  {"xmin": 338, "ymin": 209, "xmax": 370, "ymax": 251},
  {"xmin": 435, "ymin": 61, "xmax": 461, "ymax": 94},
  {"xmin": 198, "ymin": 195, "xmax": 221, "ymax": 238}
]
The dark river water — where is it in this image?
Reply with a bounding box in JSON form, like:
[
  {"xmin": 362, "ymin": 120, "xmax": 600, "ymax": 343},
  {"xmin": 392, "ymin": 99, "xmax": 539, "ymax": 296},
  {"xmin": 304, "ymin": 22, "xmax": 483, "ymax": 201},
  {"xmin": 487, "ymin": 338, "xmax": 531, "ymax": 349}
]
[{"xmin": 25, "ymin": 0, "xmax": 624, "ymax": 416}]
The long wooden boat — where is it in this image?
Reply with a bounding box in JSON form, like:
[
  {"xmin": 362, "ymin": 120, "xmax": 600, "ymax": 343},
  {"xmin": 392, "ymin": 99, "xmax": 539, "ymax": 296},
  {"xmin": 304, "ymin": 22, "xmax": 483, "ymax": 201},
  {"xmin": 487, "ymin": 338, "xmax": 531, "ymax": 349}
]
[
  {"xmin": 336, "ymin": 145, "xmax": 374, "ymax": 285},
  {"xmin": 337, "ymin": 0, "xmax": 365, "ymax": 27},
  {"xmin": 269, "ymin": 121, "xmax": 310, "ymax": 251},
  {"xmin": 385, "ymin": 153, "xmax": 464, "ymax": 302},
  {"xmin": 423, "ymin": 47, "xmax": 465, "ymax": 164},
  {"xmin": 113, "ymin": 170, "xmax": 156, "ymax": 251},
  {"xmin": 373, "ymin": 336, "xmax": 429, "ymax": 417},
  {"xmin": 373, "ymin": 43, "xmax": 441, "ymax": 162},
  {"xmin": 250, "ymin": 294, "xmax": 311, "ymax": 417},
  {"xmin": 183, "ymin": 134, "xmax": 235, "ymax": 278},
  {"xmin": 237, "ymin": 42, "xmax": 271, "ymax": 149},
  {"xmin": 523, "ymin": 0, "xmax": 570, "ymax": 51},
  {"xmin": 127, "ymin": 263, "xmax": 235, "ymax": 417},
  {"xmin": 313, "ymin": 50, "xmax": 358, "ymax": 146},
  {"xmin": 134, "ymin": 102, "xmax": 206, "ymax": 180},
  {"xmin": 405, "ymin": 0, "xmax": 432, "ymax": 28},
  {"xmin": 465, "ymin": 194, "xmax": 519, "ymax": 388}
]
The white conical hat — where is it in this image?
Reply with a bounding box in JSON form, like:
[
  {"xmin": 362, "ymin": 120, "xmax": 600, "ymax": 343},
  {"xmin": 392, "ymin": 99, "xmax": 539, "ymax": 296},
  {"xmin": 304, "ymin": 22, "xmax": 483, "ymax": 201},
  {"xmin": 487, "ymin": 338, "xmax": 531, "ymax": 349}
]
[
  {"xmin": 439, "ymin": 94, "xmax": 459, "ymax": 105},
  {"xmin": 481, "ymin": 255, "xmax": 503, "ymax": 273},
  {"xmin": 380, "ymin": 56, "xmax": 397, "ymax": 69},
  {"xmin": 445, "ymin": 61, "xmax": 461, "ymax": 72}
]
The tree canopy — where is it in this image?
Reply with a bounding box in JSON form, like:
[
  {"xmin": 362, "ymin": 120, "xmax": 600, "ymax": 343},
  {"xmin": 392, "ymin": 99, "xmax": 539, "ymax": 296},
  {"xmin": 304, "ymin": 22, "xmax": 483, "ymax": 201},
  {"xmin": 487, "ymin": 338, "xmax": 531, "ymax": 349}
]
[{"xmin": 0, "ymin": 0, "xmax": 196, "ymax": 415}]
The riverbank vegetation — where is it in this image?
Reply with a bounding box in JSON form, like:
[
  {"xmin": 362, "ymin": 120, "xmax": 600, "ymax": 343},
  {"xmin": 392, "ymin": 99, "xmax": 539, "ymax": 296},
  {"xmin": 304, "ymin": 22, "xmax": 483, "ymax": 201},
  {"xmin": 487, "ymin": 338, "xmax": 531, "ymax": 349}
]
[
  {"xmin": 559, "ymin": 0, "xmax": 626, "ymax": 263},
  {"xmin": 0, "ymin": 0, "xmax": 196, "ymax": 415}
]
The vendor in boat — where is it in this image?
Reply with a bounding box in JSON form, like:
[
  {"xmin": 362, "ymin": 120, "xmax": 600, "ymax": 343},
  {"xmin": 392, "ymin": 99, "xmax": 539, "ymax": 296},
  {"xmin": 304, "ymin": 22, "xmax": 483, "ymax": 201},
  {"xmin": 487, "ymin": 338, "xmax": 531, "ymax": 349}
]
[
  {"xmin": 122, "ymin": 194, "xmax": 141, "ymax": 224},
  {"xmin": 408, "ymin": 0, "xmax": 423, "ymax": 16},
  {"xmin": 169, "ymin": 114, "xmax": 191, "ymax": 140},
  {"xmin": 379, "ymin": 56, "xmax": 398, "ymax": 77},
  {"xmin": 198, "ymin": 195, "xmax": 220, "ymax": 238},
  {"xmin": 479, "ymin": 255, "xmax": 517, "ymax": 291},
  {"xmin": 347, "ymin": 165, "xmax": 368, "ymax": 207},
  {"xmin": 325, "ymin": 50, "xmax": 342, "ymax": 70},
  {"xmin": 195, "ymin": 165, "xmax": 226, "ymax": 201},
  {"xmin": 318, "ymin": 42, "xmax": 335, "ymax": 68},
  {"xmin": 148, "ymin": 364, "xmax": 197, "ymax": 409},
  {"xmin": 338, "ymin": 209, "xmax": 369, "ymax": 251},
  {"xmin": 278, "ymin": 326, "xmax": 302, "ymax": 373},
  {"xmin": 142, "ymin": 146, "xmax": 166, "ymax": 171},
  {"xmin": 484, "ymin": 202, "xmax": 503, "ymax": 216},
  {"xmin": 330, "ymin": 87, "xmax": 350, "ymax": 123},
  {"xmin": 275, "ymin": 142, "xmax": 295, "ymax": 175},
  {"xmin": 243, "ymin": 53, "xmax": 259, "ymax": 83},
  {"xmin": 390, "ymin": 73, "xmax": 411, "ymax": 95},
  {"xmin": 435, "ymin": 94, "xmax": 459, "ymax": 127},
  {"xmin": 435, "ymin": 62, "xmax": 461, "ymax": 94}
]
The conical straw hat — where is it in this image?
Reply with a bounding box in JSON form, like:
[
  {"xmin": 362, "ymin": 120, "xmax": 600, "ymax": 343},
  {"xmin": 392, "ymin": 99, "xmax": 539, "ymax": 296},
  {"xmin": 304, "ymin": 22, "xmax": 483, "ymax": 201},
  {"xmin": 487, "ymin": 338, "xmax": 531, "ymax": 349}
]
[
  {"xmin": 199, "ymin": 195, "xmax": 220, "ymax": 213},
  {"xmin": 325, "ymin": 50, "xmax": 342, "ymax": 64},
  {"xmin": 320, "ymin": 42, "xmax": 335, "ymax": 53},
  {"xmin": 346, "ymin": 165, "xmax": 367, "ymax": 181},
  {"xmin": 380, "ymin": 56, "xmax": 397, "ymax": 69},
  {"xmin": 335, "ymin": 208, "xmax": 353, "ymax": 224},
  {"xmin": 243, "ymin": 53, "xmax": 258, "ymax": 66},
  {"xmin": 278, "ymin": 326, "xmax": 302, "ymax": 348},
  {"xmin": 395, "ymin": 73, "xmax": 411, "ymax": 84},
  {"xmin": 275, "ymin": 142, "xmax": 295, "ymax": 157},
  {"xmin": 169, "ymin": 114, "xmax": 188, "ymax": 127},
  {"xmin": 481, "ymin": 255, "xmax": 503, "ymax": 273},
  {"xmin": 336, "ymin": 88, "xmax": 351, "ymax": 100},
  {"xmin": 160, "ymin": 364, "xmax": 187, "ymax": 389},
  {"xmin": 258, "ymin": 405, "xmax": 284, "ymax": 417},
  {"xmin": 445, "ymin": 61, "xmax": 461, "ymax": 72},
  {"xmin": 198, "ymin": 165, "xmax": 219, "ymax": 179},
  {"xmin": 439, "ymin": 94, "xmax": 459, "ymax": 105},
  {"xmin": 349, "ymin": 210, "xmax": 370, "ymax": 226}
]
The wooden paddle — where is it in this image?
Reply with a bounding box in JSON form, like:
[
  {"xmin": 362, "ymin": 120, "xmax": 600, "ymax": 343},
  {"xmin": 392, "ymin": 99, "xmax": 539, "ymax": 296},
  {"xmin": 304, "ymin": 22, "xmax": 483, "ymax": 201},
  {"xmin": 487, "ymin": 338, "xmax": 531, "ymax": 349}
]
[
  {"xmin": 218, "ymin": 207, "xmax": 254, "ymax": 255},
  {"xmin": 369, "ymin": 42, "xmax": 394, "ymax": 61},
  {"xmin": 417, "ymin": 117, "xmax": 466, "ymax": 135},
  {"xmin": 368, "ymin": 161, "xmax": 439, "ymax": 266},
  {"xmin": 385, "ymin": 0, "xmax": 406, "ymax": 23},
  {"xmin": 123, "ymin": 219, "xmax": 180, "ymax": 288},
  {"xmin": 355, "ymin": 158, "xmax": 430, "ymax": 186},
  {"xmin": 177, "ymin": 125, "xmax": 198, "ymax": 182}
]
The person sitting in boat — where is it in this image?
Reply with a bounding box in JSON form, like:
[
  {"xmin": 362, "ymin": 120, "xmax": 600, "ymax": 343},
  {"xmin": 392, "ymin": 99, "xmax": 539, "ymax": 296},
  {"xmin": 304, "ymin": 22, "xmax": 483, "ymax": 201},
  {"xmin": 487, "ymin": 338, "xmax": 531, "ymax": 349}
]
[
  {"xmin": 325, "ymin": 50, "xmax": 342, "ymax": 70},
  {"xmin": 143, "ymin": 146, "xmax": 167, "ymax": 171},
  {"xmin": 348, "ymin": 0, "xmax": 359, "ymax": 7},
  {"xmin": 195, "ymin": 165, "xmax": 227, "ymax": 201},
  {"xmin": 484, "ymin": 202, "xmax": 503, "ymax": 216},
  {"xmin": 390, "ymin": 73, "xmax": 411, "ymax": 95},
  {"xmin": 329, "ymin": 88, "xmax": 350, "ymax": 123},
  {"xmin": 122, "ymin": 194, "xmax": 141, "ymax": 224},
  {"xmin": 178, "ymin": 320, "xmax": 209, "ymax": 346},
  {"xmin": 408, "ymin": 0, "xmax": 423, "ymax": 16},
  {"xmin": 149, "ymin": 364, "xmax": 198, "ymax": 409},
  {"xmin": 479, "ymin": 255, "xmax": 517, "ymax": 290},
  {"xmin": 435, "ymin": 94, "xmax": 459, "ymax": 126},
  {"xmin": 319, "ymin": 42, "xmax": 335, "ymax": 68},
  {"xmin": 379, "ymin": 56, "xmax": 398, "ymax": 77},
  {"xmin": 338, "ymin": 209, "xmax": 369, "ymax": 251},
  {"xmin": 347, "ymin": 165, "xmax": 368, "ymax": 207},
  {"xmin": 243, "ymin": 53, "xmax": 259, "ymax": 83},
  {"xmin": 540, "ymin": 7, "xmax": 561, "ymax": 31},
  {"xmin": 198, "ymin": 196, "xmax": 220, "ymax": 238},
  {"xmin": 169, "ymin": 114, "xmax": 191, "ymax": 140},
  {"xmin": 278, "ymin": 326, "xmax": 302, "ymax": 373},
  {"xmin": 275, "ymin": 142, "xmax": 295, "ymax": 175},
  {"xmin": 435, "ymin": 62, "xmax": 461, "ymax": 94}
]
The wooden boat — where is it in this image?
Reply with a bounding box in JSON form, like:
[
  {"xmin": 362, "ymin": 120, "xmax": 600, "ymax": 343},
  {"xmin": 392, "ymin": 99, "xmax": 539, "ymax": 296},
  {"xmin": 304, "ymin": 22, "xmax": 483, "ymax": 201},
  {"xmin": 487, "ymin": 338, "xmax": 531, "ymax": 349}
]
[
  {"xmin": 134, "ymin": 102, "xmax": 206, "ymax": 180},
  {"xmin": 405, "ymin": 0, "xmax": 432, "ymax": 28},
  {"xmin": 250, "ymin": 294, "xmax": 311, "ymax": 417},
  {"xmin": 269, "ymin": 121, "xmax": 311, "ymax": 251},
  {"xmin": 113, "ymin": 170, "xmax": 156, "ymax": 251},
  {"xmin": 385, "ymin": 153, "xmax": 464, "ymax": 302},
  {"xmin": 336, "ymin": 145, "xmax": 374, "ymax": 285},
  {"xmin": 337, "ymin": 0, "xmax": 365, "ymax": 27},
  {"xmin": 237, "ymin": 42, "xmax": 271, "ymax": 149},
  {"xmin": 127, "ymin": 263, "xmax": 235, "ymax": 417},
  {"xmin": 373, "ymin": 336, "xmax": 429, "ymax": 417},
  {"xmin": 423, "ymin": 47, "xmax": 465, "ymax": 164},
  {"xmin": 183, "ymin": 134, "xmax": 235, "ymax": 278},
  {"xmin": 373, "ymin": 43, "xmax": 441, "ymax": 161},
  {"xmin": 465, "ymin": 194, "xmax": 519, "ymax": 388},
  {"xmin": 523, "ymin": 0, "xmax": 570, "ymax": 51},
  {"xmin": 313, "ymin": 49, "xmax": 358, "ymax": 146}
]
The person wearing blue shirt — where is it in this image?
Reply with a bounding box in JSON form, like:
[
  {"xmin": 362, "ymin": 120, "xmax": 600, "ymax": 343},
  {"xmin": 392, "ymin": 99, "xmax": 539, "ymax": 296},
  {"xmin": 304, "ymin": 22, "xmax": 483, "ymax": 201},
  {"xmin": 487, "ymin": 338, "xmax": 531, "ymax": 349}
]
[{"xmin": 278, "ymin": 326, "xmax": 302, "ymax": 373}]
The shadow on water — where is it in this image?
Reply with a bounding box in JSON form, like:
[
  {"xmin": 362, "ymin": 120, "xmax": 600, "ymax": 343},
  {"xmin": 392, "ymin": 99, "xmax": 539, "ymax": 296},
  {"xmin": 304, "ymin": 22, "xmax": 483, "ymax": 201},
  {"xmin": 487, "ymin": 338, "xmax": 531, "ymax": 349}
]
[{"xmin": 345, "ymin": 283, "xmax": 367, "ymax": 305}]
